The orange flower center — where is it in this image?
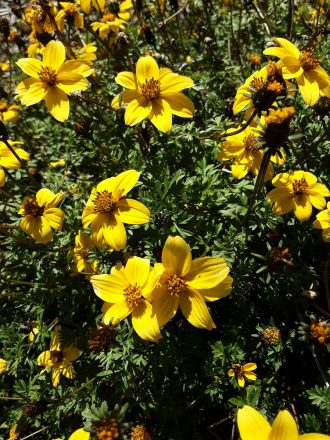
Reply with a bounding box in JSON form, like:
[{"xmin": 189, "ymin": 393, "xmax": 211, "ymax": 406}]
[
  {"xmin": 23, "ymin": 198, "xmax": 44, "ymax": 217},
  {"xmin": 64, "ymin": 4, "xmax": 78, "ymax": 15},
  {"xmin": 250, "ymin": 77, "xmax": 265, "ymax": 92},
  {"xmin": 50, "ymin": 350, "xmax": 63, "ymax": 364},
  {"xmin": 38, "ymin": 66, "xmax": 57, "ymax": 86},
  {"xmin": 93, "ymin": 419, "xmax": 120, "ymax": 440},
  {"xmin": 131, "ymin": 425, "xmax": 151, "ymax": 440},
  {"xmin": 166, "ymin": 274, "xmax": 187, "ymax": 296},
  {"xmin": 93, "ymin": 190, "xmax": 117, "ymax": 213},
  {"xmin": 76, "ymin": 248, "xmax": 88, "ymax": 259},
  {"xmin": 124, "ymin": 284, "xmax": 143, "ymax": 310},
  {"xmin": 292, "ymin": 178, "xmax": 309, "ymax": 195},
  {"xmin": 229, "ymin": 363, "xmax": 244, "ymax": 377},
  {"xmin": 102, "ymin": 12, "xmax": 116, "ymax": 22},
  {"xmin": 243, "ymin": 133, "xmax": 258, "ymax": 151},
  {"xmin": 266, "ymin": 80, "xmax": 285, "ymax": 95},
  {"xmin": 299, "ymin": 50, "xmax": 320, "ymax": 71},
  {"xmin": 140, "ymin": 78, "xmax": 160, "ymax": 100}
]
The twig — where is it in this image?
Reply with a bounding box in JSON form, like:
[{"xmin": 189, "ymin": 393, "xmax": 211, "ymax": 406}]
[
  {"xmin": 158, "ymin": 0, "xmax": 190, "ymax": 26},
  {"xmin": 287, "ymin": 0, "xmax": 295, "ymax": 40},
  {"xmin": 20, "ymin": 426, "xmax": 49, "ymax": 440},
  {"xmin": 218, "ymin": 110, "xmax": 258, "ymax": 139}
]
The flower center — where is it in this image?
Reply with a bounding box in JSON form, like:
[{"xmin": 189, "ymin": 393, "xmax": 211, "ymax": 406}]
[
  {"xmin": 23, "ymin": 199, "xmax": 44, "ymax": 217},
  {"xmin": 102, "ymin": 12, "xmax": 116, "ymax": 22},
  {"xmin": 243, "ymin": 133, "xmax": 258, "ymax": 151},
  {"xmin": 166, "ymin": 274, "xmax": 187, "ymax": 296},
  {"xmin": 250, "ymin": 77, "xmax": 265, "ymax": 92},
  {"xmin": 299, "ymin": 50, "xmax": 320, "ymax": 71},
  {"xmin": 231, "ymin": 364, "xmax": 243, "ymax": 375},
  {"xmin": 50, "ymin": 350, "xmax": 63, "ymax": 364},
  {"xmin": 140, "ymin": 78, "xmax": 160, "ymax": 100},
  {"xmin": 64, "ymin": 4, "xmax": 78, "ymax": 16},
  {"xmin": 38, "ymin": 66, "xmax": 57, "ymax": 86},
  {"xmin": 124, "ymin": 284, "xmax": 143, "ymax": 310},
  {"xmin": 93, "ymin": 190, "xmax": 117, "ymax": 213},
  {"xmin": 292, "ymin": 178, "xmax": 309, "ymax": 195},
  {"xmin": 92, "ymin": 419, "xmax": 121, "ymax": 440}
]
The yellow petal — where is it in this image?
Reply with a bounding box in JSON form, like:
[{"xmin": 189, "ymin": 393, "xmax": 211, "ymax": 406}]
[
  {"xmin": 237, "ymin": 406, "xmax": 271, "ymax": 440},
  {"xmin": 69, "ymin": 428, "xmax": 91, "ymax": 440},
  {"xmin": 43, "ymin": 208, "xmax": 64, "ymax": 230},
  {"xmin": 180, "ymin": 288, "xmax": 216, "ymax": 330},
  {"xmin": 238, "ymin": 375, "xmax": 245, "ymax": 387},
  {"xmin": 160, "ymin": 72, "xmax": 194, "ymax": 92},
  {"xmin": 51, "ymin": 368, "xmax": 61, "ymax": 387},
  {"xmin": 268, "ymin": 410, "xmax": 299, "ymax": 440},
  {"xmin": 20, "ymin": 216, "xmax": 53, "ymax": 244},
  {"xmin": 111, "ymin": 169, "xmax": 141, "ymax": 197},
  {"xmin": 16, "ymin": 58, "xmax": 42, "ymax": 79},
  {"xmin": 263, "ymin": 47, "xmax": 295, "ymax": 59},
  {"xmin": 115, "ymin": 71, "xmax": 137, "ymax": 89},
  {"xmin": 152, "ymin": 286, "xmax": 179, "ymax": 327},
  {"xmin": 132, "ymin": 301, "xmax": 161, "ymax": 342},
  {"xmin": 244, "ymin": 371, "xmax": 257, "ymax": 380},
  {"xmin": 125, "ymin": 256, "xmax": 150, "ymax": 287},
  {"xmin": 44, "ymin": 87, "xmax": 70, "ymax": 122},
  {"xmin": 273, "ymin": 37, "xmax": 301, "ymax": 57},
  {"xmin": 36, "ymin": 188, "xmax": 63, "ymax": 208},
  {"xmin": 297, "ymin": 75, "xmax": 319, "ymax": 106},
  {"xmin": 185, "ymin": 257, "xmax": 229, "ymax": 289},
  {"xmin": 162, "ymin": 235, "xmax": 192, "ymax": 277},
  {"xmin": 136, "ymin": 56, "xmax": 159, "ymax": 83},
  {"xmin": 149, "ymin": 98, "xmax": 172, "ymax": 132},
  {"xmin": 243, "ymin": 363, "xmax": 257, "ymax": 371},
  {"xmin": 101, "ymin": 215, "xmax": 127, "ymax": 251},
  {"xmin": 116, "ymin": 199, "xmax": 150, "ymax": 224},
  {"xmin": 20, "ymin": 82, "xmax": 47, "ymax": 106},
  {"xmin": 293, "ymin": 196, "xmax": 312, "ymax": 222},
  {"xmin": 0, "ymin": 168, "xmax": 5, "ymax": 187},
  {"xmin": 200, "ymin": 275, "xmax": 233, "ymax": 301},
  {"xmin": 161, "ymin": 92, "xmax": 194, "ymax": 118},
  {"xmin": 102, "ymin": 302, "xmax": 131, "ymax": 324},
  {"xmin": 124, "ymin": 96, "xmax": 151, "ymax": 126},
  {"xmin": 43, "ymin": 40, "xmax": 66, "ymax": 71},
  {"xmin": 300, "ymin": 435, "xmax": 330, "ymax": 440},
  {"xmin": 308, "ymin": 193, "xmax": 327, "ymax": 211},
  {"xmin": 0, "ymin": 358, "xmax": 7, "ymax": 374},
  {"xmin": 82, "ymin": 205, "xmax": 97, "ymax": 228},
  {"xmin": 37, "ymin": 350, "xmax": 51, "ymax": 366},
  {"xmin": 56, "ymin": 73, "xmax": 89, "ymax": 93},
  {"xmin": 280, "ymin": 56, "xmax": 304, "ymax": 79},
  {"xmin": 91, "ymin": 273, "xmax": 127, "ymax": 303}
]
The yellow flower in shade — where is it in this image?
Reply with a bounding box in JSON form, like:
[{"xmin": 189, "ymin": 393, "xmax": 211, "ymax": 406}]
[
  {"xmin": 55, "ymin": 2, "xmax": 84, "ymax": 32},
  {"xmin": 19, "ymin": 188, "xmax": 65, "ymax": 244},
  {"xmin": 152, "ymin": 236, "xmax": 232, "ymax": 330},
  {"xmin": 37, "ymin": 325, "xmax": 80, "ymax": 387},
  {"xmin": 0, "ymin": 140, "xmax": 30, "ymax": 187},
  {"xmin": 267, "ymin": 171, "xmax": 330, "ymax": 222},
  {"xmin": 263, "ymin": 37, "xmax": 330, "ymax": 106},
  {"xmin": 218, "ymin": 125, "xmax": 285, "ymax": 180},
  {"xmin": 48, "ymin": 158, "xmax": 65, "ymax": 168},
  {"xmin": 91, "ymin": 7, "xmax": 128, "ymax": 38},
  {"xmin": 0, "ymin": 358, "xmax": 7, "ymax": 374},
  {"xmin": 8, "ymin": 424, "xmax": 19, "ymax": 440},
  {"xmin": 28, "ymin": 321, "xmax": 40, "ymax": 342},
  {"xmin": 228, "ymin": 363, "xmax": 257, "ymax": 387},
  {"xmin": 24, "ymin": 3, "xmax": 58, "ymax": 35},
  {"xmin": 27, "ymin": 33, "xmax": 45, "ymax": 58},
  {"xmin": 112, "ymin": 55, "xmax": 195, "ymax": 132},
  {"xmin": 131, "ymin": 425, "xmax": 151, "ymax": 440},
  {"xmin": 69, "ymin": 230, "xmax": 98, "ymax": 273},
  {"xmin": 82, "ymin": 170, "xmax": 150, "ymax": 250},
  {"xmin": 0, "ymin": 62, "xmax": 10, "ymax": 72},
  {"xmin": 90, "ymin": 256, "xmax": 161, "ymax": 342},
  {"xmin": 0, "ymin": 101, "xmax": 21, "ymax": 122},
  {"xmin": 80, "ymin": 0, "xmax": 105, "ymax": 14},
  {"xmin": 313, "ymin": 202, "xmax": 330, "ymax": 242},
  {"xmin": 233, "ymin": 61, "xmax": 287, "ymax": 117},
  {"xmin": 237, "ymin": 405, "xmax": 330, "ymax": 440},
  {"xmin": 69, "ymin": 428, "xmax": 90, "ymax": 440},
  {"xmin": 15, "ymin": 40, "xmax": 93, "ymax": 122}
]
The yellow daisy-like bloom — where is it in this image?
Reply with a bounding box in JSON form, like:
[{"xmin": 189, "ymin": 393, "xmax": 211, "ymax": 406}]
[
  {"xmin": 228, "ymin": 362, "xmax": 257, "ymax": 387},
  {"xmin": 0, "ymin": 358, "xmax": 7, "ymax": 374},
  {"xmin": 24, "ymin": 4, "xmax": 58, "ymax": 35},
  {"xmin": 0, "ymin": 101, "xmax": 21, "ymax": 123},
  {"xmin": 91, "ymin": 7, "xmax": 128, "ymax": 39},
  {"xmin": 237, "ymin": 405, "xmax": 330, "ymax": 440},
  {"xmin": 0, "ymin": 140, "xmax": 30, "ymax": 187},
  {"xmin": 55, "ymin": 2, "xmax": 84, "ymax": 31},
  {"xmin": 233, "ymin": 61, "xmax": 287, "ymax": 117},
  {"xmin": 313, "ymin": 202, "xmax": 330, "ymax": 242},
  {"xmin": 112, "ymin": 55, "xmax": 195, "ymax": 132},
  {"xmin": 37, "ymin": 325, "xmax": 80, "ymax": 387},
  {"xmin": 218, "ymin": 125, "xmax": 285, "ymax": 180},
  {"xmin": 82, "ymin": 169, "xmax": 150, "ymax": 251},
  {"xmin": 263, "ymin": 37, "xmax": 330, "ymax": 106},
  {"xmin": 68, "ymin": 428, "xmax": 90, "ymax": 440},
  {"xmin": 69, "ymin": 230, "xmax": 98, "ymax": 273},
  {"xmin": 152, "ymin": 236, "xmax": 233, "ymax": 330},
  {"xmin": 74, "ymin": 43, "xmax": 97, "ymax": 66},
  {"xmin": 267, "ymin": 171, "xmax": 330, "ymax": 222},
  {"xmin": 19, "ymin": 188, "xmax": 65, "ymax": 244},
  {"xmin": 15, "ymin": 40, "xmax": 93, "ymax": 122},
  {"xmin": 80, "ymin": 0, "xmax": 105, "ymax": 14},
  {"xmin": 90, "ymin": 256, "xmax": 161, "ymax": 342}
]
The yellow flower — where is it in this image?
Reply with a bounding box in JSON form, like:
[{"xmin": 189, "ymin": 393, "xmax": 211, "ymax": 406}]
[
  {"xmin": 313, "ymin": 201, "xmax": 330, "ymax": 242},
  {"xmin": 0, "ymin": 101, "xmax": 21, "ymax": 122},
  {"xmin": 0, "ymin": 358, "xmax": 7, "ymax": 374},
  {"xmin": 80, "ymin": 0, "xmax": 105, "ymax": 14},
  {"xmin": 249, "ymin": 53, "xmax": 261, "ymax": 66},
  {"xmin": 218, "ymin": 125, "xmax": 285, "ymax": 180},
  {"xmin": 112, "ymin": 55, "xmax": 195, "ymax": 132},
  {"xmin": 0, "ymin": 140, "xmax": 30, "ymax": 187},
  {"xmin": 131, "ymin": 425, "xmax": 151, "ymax": 440},
  {"xmin": 15, "ymin": 40, "xmax": 93, "ymax": 122},
  {"xmin": 228, "ymin": 362, "xmax": 257, "ymax": 387},
  {"xmin": 28, "ymin": 321, "xmax": 40, "ymax": 342},
  {"xmin": 82, "ymin": 170, "xmax": 150, "ymax": 250},
  {"xmin": 74, "ymin": 43, "xmax": 97, "ymax": 65},
  {"xmin": 91, "ymin": 6, "xmax": 129, "ymax": 38},
  {"xmin": 267, "ymin": 171, "xmax": 330, "ymax": 222},
  {"xmin": 90, "ymin": 256, "xmax": 161, "ymax": 342},
  {"xmin": 233, "ymin": 61, "xmax": 287, "ymax": 117},
  {"xmin": 48, "ymin": 159, "xmax": 65, "ymax": 168},
  {"xmin": 24, "ymin": 3, "xmax": 58, "ymax": 35},
  {"xmin": 68, "ymin": 428, "xmax": 90, "ymax": 440},
  {"xmin": 55, "ymin": 2, "xmax": 84, "ymax": 32},
  {"xmin": 237, "ymin": 405, "xmax": 330, "ymax": 440},
  {"xmin": 37, "ymin": 325, "xmax": 80, "ymax": 387},
  {"xmin": 8, "ymin": 424, "xmax": 20, "ymax": 440},
  {"xmin": 263, "ymin": 37, "xmax": 330, "ymax": 105},
  {"xmin": 152, "ymin": 236, "xmax": 232, "ymax": 330},
  {"xmin": 0, "ymin": 62, "xmax": 10, "ymax": 72},
  {"xmin": 19, "ymin": 188, "xmax": 65, "ymax": 244},
  {"xmin": 69, "ymin": 230, "xmax": 99, "ymax": 273}
]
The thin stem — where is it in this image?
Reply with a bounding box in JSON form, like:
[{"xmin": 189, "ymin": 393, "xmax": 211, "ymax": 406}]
[
  {"xmin": 158, "ymin": 0, "xmax": 190, "ymax": 26},
  {"xmin": 218, "ymin": 109, "xmax": 258, "ymax": 139},
  {"xmin": 323, "ymin": 259, "xmax": 330, "ymax": 312},
  {"xmin": 20, "ymin": 426, "xmax": 49, "ymax": 440},
  {"xmin": 287, "ymin": 0, "xmax": 295, "ymax": 40},
  {"xmin": 310, "ymin": 344, "xmax": 329, "ymax": 387}
]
